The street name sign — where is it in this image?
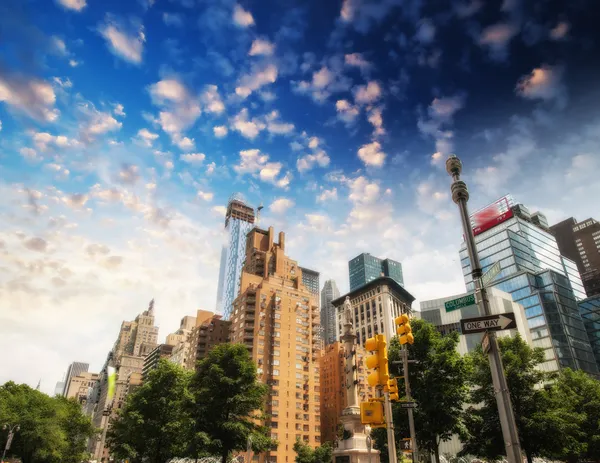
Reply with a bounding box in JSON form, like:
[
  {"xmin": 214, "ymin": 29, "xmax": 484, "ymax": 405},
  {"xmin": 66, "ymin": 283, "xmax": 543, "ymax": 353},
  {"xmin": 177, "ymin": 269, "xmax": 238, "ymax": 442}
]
[
  {"xmin": 482, "ymin": 261, "xmax": 502, "ymax": 287},
  {"xmin": 399, "ymin": 402, "xmax": 417, "ymax": 409},
  {"xmin": 445, "ymin": 293, "xmax": 475, "ymax": 312},
  {"xmin": 460, "ymin": 312, "xmax": 517, "ymax": 334}
]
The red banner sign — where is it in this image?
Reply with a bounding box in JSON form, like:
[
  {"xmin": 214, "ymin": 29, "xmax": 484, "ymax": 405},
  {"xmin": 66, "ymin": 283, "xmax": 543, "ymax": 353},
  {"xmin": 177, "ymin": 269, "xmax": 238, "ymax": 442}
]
[{"xmin": 472, "ymin": 208, "xmax": 513, "ymax": 236}]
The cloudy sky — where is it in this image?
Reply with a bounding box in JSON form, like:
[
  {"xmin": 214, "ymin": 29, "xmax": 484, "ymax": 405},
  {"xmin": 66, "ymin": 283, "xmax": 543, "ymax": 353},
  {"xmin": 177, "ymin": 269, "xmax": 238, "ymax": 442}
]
[{"xmin": 1, "ymin": 0, "xmax": 600, "ymax": 394}]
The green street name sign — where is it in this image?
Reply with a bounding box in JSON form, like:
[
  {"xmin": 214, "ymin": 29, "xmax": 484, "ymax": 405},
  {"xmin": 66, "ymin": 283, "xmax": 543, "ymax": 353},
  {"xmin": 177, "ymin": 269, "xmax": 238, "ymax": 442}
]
[{"xmin": 445, "ymin": 293, "xmax": 475, "ymax": 312}]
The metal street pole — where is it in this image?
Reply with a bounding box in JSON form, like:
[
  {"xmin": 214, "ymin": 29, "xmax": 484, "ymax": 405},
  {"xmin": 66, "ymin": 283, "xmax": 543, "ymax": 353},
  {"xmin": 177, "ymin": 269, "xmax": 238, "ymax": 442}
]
[
  {"xmin": 382, "ymin": 388, "xmax": 397, "ymax": 463},
  {"xmin": 446, "ymin": 155, "xmax": 522, "ymax": 463},
  {"xmin": 402, "ymin": 347, "xmax": 418, "ymax": 463},
  {"xmin": 2, "ymin": 423, "xmax": 20, "ymax": 462}
]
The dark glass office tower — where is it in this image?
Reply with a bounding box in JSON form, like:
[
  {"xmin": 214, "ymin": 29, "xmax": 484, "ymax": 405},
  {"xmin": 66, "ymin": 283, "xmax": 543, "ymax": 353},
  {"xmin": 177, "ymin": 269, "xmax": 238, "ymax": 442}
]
[{"xmin": 348, "ymin": 253, "xmax": 403, "ymax": 291}]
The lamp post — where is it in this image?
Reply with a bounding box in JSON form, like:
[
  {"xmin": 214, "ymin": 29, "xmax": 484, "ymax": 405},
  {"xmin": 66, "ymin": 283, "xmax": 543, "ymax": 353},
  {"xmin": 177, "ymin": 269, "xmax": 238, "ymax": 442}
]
[
  {"xmin": 2, "ymin": 423, "xmax": 20, "ymax": 462},
  {"xmin": 445, "ymin": 154, "xmax": 522, "ymax": 463}
]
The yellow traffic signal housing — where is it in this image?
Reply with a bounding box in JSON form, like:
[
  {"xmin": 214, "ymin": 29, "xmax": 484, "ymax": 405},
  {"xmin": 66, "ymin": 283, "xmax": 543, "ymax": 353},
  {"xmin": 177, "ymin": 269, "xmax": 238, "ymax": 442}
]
[
  {"xmin": 360, "ymin": 400, "xmax": 384, "ymax": 425},
  {"xmin": 387, "ymin": 378, "xmax": 399, "ymax": 402},
  {"xmin": 364, "ymin": 334, "xmax": 389, "ymax": 386},
  {"xmin": 395, "ymin": 314, "xmax": 415, "ymax": 345}
]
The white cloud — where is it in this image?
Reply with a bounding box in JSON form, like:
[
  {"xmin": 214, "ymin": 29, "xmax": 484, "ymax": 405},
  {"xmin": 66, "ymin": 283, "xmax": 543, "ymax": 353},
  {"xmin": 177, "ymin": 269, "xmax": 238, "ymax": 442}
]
[
  {"xmin": 516, "ymin": 65, "xmax": 565, "ymax": 104},
  {"xmin": 479, "ymin": 23, "xmax": 518, "ymax": 60},
  {"xmin": 213, "ymin": 126, "xmax": 228, "ymax": 138},
  {"xmin": 113, "ymin": 103, "xmax": 126, "ymax": 116},
  {"xmin": 367, "ymin": 107, "xmax": 385, "ymax": 137},
  {"xmin": 415, "ymin": 19, "xmax": 436, "ymax": 44},
  {"xmin": 418, "ymin": 94, "xmax": 465, "ymax": 156},
  {"xmin": 32, "ymin": 132, "xmax": 78, "ymax": 151},
  {"xmin": 269, "ymin": 198, "xmax": 294, "ymax": 214},
  {"xmin": 233, "ymin": 4, "xmax": 255, "ymax": 27},
  {"xmin": 69, "ymin": 59, "xmax": 80, "ymax": 67},
  {"xmin": 99, "ymin": 16, "xmax": 146, "ymax": 64},
  {"xmin": 344, "ymin": 53, "xmax": 372, "ymax": 71},
  {"xmin": 149, "ymin": 79, "xmax": 188, "ymax": 103},
  {"xmin": 52, "ymin": 77, "xmax": 72, "ymax": 89},
  {"xmin": 276, "ymin": 172, "xmax": 292, "ymax": 190},
  {"xmin": 297, "ymin": 151, "xmax": 330, "ymax": 172},
  {"xmin": 235, "ymin": 64, "xmax": 278, "ymax": 99},
  {"xmin": 19, "ymin": 147, "xmax": 41, "ymax": 162},
  {"xmin": 265, "ymin": 110, "xmax": 295, "ymax": 135},
  {"xmin": 179, "ymin": 153, "xmax": 206, "ymax": 165},
  {"xmin": 353, "ymin": 81, "xmax": 382, "ymax": 105},
  {"xmin": 336, "ymin": 99, "xmax": 360, "ymax": 124},
  {"xmin": 51, "ymin": 36, "xmax": 68, "ymax": 56},
  {"xmin": 233, "ymin": 149, "xmax": 289, "ymax": 188},
  {"xmin": 550, "ymin": 22, "xmax": 569, "ymax": 41},
  {"xmin": 249, "ymin": 38, "xmax": 275, "ymax": 56},
  {"xmin": 83, "ymin": 109, "xmax": 122, "ymax": 137},
  {"xmin": 137, "ymin": 128, "xmax": 159, "ymax": 147},
  {"xmin": 317, "ymin": 187, "xmax": 337, "ymax": 202},
  {"xmin": 357, "ymin": 141, "xmax": 386, "ymax": 167},
  {"xmin": 231, "ymin": 108, "xmax": 266, "ymax": 139},
  {"xmin": 201, "ymin": 85, "xmax": 225, "ymax": 114},
  {"xmin": 348, "ymin": 176, "xmax": 380, "ymax": 204},
  {"xmin": 56, "ymin": 0, "xmax": 86, "ymax": 11},
  {"xmin": 197, "ymin": 191, "xmax": 213, "ymax": 201},
  {"xmin": 163, "ymin": 12, "xmax": 183, "ymax": 27},
  {"xmin": 292, "ymin": 61, "xmax": 352, "ymax": 103},
  {"xmin": 174, "ymin": 136, "xmax": 195, "ymax": 151},
  {"xmin": 430, "ymin": 151, "xmax": 444, "ymax": 165},
  {"xmin": 0, "ymin": 75, "xmax": 59, "ymax": 122}
]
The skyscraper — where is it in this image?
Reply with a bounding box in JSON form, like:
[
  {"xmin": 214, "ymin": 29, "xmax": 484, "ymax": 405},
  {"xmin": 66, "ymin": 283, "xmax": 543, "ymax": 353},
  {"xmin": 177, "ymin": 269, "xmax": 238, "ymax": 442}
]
[
  {"xmin": 578, "ymin": 295, "xmax": 600, "ymax": 370},
  {"xmin": 460, "ymin": 195, "xmax": 597, "ymax": 374},
  {"xmin": 348, "ymin": 253, "xmax": 403, "ymax": 291},
  {"xmin": 550, "ymin": 217, "xmax": 600, "ymax": 297},
  {"xmin": 300, "ymin": 267, "xmax": 320, "ymax": 296},
  {"xmin": 321, "ymin": 280, "xmax": 340, "ymax": 345},
  {"xmin": 216, "ymin": 194, "xmax": 256, "ymax": 319},
  {"xmin": 230, "ymin": 226, "xmax": 322, "ymax": 462},
  {"xmin": 61, "ymin": 362, "xmax": 89, "ymax": 396}
]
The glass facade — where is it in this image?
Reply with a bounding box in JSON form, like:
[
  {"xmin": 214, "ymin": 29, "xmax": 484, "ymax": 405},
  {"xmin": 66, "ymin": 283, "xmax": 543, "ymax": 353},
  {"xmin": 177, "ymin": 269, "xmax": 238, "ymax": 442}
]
[
  {"xmin": 578, "ymin": 295, "xmax": 600, "ymax": 370},
  {"xmin": 460, "ymin": 215, "xmax": 598, "ymax": 374},
  {"xmin": 348, "ymin": 253, "xmax": 404, "ymax": 292},
  {"xmin": 216, "ymin": 204, "xmax": 255, "ymax": 320},
  {"xmin": 320, "ymin": 280, "xmax": 340, "ymax": 345}
]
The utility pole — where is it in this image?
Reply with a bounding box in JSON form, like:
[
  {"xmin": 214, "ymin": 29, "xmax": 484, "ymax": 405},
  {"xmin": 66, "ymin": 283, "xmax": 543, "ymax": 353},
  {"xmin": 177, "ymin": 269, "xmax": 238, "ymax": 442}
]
[
  {"xmin": 382, "ymin": 388, "xmax": 397, "ymax": 463},
  {"xmin": 446, "ymin": 155, "xmax": 522, "ymax": 463},
  {"xmin": 402, "ymin": 347, "xmax": 418, "ymax": 463},
  {"xmin": 2, "ymin": 423, "xmax": 20, "ymax": 462}
]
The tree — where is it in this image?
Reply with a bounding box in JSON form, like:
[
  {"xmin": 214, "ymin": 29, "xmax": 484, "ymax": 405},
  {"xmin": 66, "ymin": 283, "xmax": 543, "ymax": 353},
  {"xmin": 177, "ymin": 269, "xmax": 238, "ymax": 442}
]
[
  {"xmin": 293, "ymin": 439, "xmax": 333, "ymax": 463},
  {"xmin": 0, "ymin": 381, "xmax": 95, "ymax": 463},
  {"xmin": 461, "ymin": 334, "xmax": 565, "ymax": 463},
  {"xmin": 188, "ymin": 343, "xmax": 276, "ymax": 462},
  {"xmin": 106, "ymin": 359, "xmax": 194, "ymax": 463},
  {"xmin": 373, "ymin": 319, "xmax": 468, "ymax": 463}
]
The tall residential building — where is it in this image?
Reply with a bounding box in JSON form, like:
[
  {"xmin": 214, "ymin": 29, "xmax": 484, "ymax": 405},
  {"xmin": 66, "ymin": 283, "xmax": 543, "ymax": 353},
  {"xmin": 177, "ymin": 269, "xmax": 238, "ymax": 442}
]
[
  {"xmin": 187, "ymin": 313, "xmax": 231, "ymax": 371},
  {"xmin": 348, "ymin": 253, "xmax": 403, "ymax": 292},
  {"xmin": 65, "ymin": 372, "xmax": 100, "ymax": 405},
  {"xmin": 319, "ymin": 342, "xmax": 376, "ymax": 444},
  {"xmin": 216, "ymin": 195, "xmax": 256, "ymax": 320},
  {"xmin": 578, "ymin": 296, "xmax": 600, "ymax": 370},
  {"xmin": 300, "ymin": 267, "xmax": 320, "ymax": 296},
  {"xmin": 459, "ymin": 196, "xmax": 597, "ymax": 374},
  {"xmin": 230, "ymin": 226, "xmax": 322, "ymax": 462},
  {"xmin": 551, "ymin": 217, "xmax": 600, "ymax": 297},
  {"xmin": 332, "ymin": 277, "xmax": 415, "ymax": 347},
  {"xmin": 90, "ymin": 300, "xmax": 159, "ymax": 460},
  {"xmin": 61, "ymin": 362, "xmax": 89, "ymax": 396},
  {"xmin": 142, "ymin": 344, "xmax": 174, "ymax": 379},
  {"xmin": 166, "ymin": 314, "xmax": 197, "ymax": 368},
  {"xmin": 320, "ymin": 280, "xmax": 340, "ymax": 345}
]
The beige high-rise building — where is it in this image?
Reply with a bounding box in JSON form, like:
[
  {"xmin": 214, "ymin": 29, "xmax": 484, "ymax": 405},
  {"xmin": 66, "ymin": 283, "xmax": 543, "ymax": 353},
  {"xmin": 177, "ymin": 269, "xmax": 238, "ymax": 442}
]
[
  {"xmin": 319, "ymin": 342, "xmax": 376, "ymax": 444},
  {"xmin": 65, "ymin": 371, "xmax": 99, "ymax": 405},
  {"xmin": 90, "ymin": 300, "xmax": 159, "ymax": 461},
  {"xmin": 186, "ymin": 311, "xmax": 231, "ymax": 371},
  {"xmin": 166, "ymin": 314, "xmax": 198, "ymax": 368},
  {"xmin": 230, "ymin": 227, "xmax": 321, "ymax": 463}
]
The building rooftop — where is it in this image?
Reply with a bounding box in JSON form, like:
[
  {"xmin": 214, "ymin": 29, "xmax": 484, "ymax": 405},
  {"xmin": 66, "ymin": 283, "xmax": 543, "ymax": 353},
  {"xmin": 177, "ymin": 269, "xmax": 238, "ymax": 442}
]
[{"xmin": 331, "ymin": 276, "xmax": 415, "ymax": 306}]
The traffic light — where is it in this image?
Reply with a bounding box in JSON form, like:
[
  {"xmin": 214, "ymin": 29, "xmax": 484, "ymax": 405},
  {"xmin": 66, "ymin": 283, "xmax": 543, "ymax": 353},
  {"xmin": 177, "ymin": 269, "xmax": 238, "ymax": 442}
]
[
  {"xmin": 395, "ymin": 314, "xmax": 414, "ymax": 345},
  {"xmin": 387, "ymin": 378, "xmax": 399, "ymax": 402},
  {"xmin": 364, "ymin": 334, "xmax": 389, "ymax": 387},
  {"xmin": 360, "ymin": 400, "xmax": 384, "ymax": 426}
]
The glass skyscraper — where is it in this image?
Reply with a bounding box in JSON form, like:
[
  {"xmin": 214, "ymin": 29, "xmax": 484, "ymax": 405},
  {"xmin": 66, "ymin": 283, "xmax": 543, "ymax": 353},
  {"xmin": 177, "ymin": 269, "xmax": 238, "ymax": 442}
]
[
  {"xmin": 216, "ymin": 195, "xmax": 255, "ymax": 320},
  {"xmin": 320, "ymin": 279, "xmax": 340, "ymax": 345},
  {"xmin": 460, "ymin": 198, "xmax": 597, "ymax": 374},
  {"xmin": 578, "ymin": 295, "xmax": 600, "ymax": 370},
  {"xmin": 348, "ymin": 253, "xmax": 403, "ymax": 292}
]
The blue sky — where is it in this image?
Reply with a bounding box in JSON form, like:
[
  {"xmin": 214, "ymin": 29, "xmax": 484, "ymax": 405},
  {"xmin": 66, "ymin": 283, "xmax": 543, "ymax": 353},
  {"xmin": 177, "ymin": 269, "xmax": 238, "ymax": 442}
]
[{"xmin": 1, "ymin": 0, "xmax": 600, "ymax": 393}]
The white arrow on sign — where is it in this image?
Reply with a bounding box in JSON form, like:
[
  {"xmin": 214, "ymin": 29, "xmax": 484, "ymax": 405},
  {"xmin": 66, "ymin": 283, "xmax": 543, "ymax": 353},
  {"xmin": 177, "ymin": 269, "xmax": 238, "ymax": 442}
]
[{"xmin": 499, "ymin": 314, "xmax": 513, "ymax": 329}]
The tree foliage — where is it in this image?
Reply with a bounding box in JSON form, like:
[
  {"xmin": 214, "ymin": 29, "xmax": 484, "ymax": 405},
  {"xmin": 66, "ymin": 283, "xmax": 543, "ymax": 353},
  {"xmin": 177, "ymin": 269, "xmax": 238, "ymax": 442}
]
[
  {"xmin": 373, "ymin": 319, "xmax": 468, "ymax": 463},
  {"xmin": 189, "ymin": 343, "xmax": 276, "ymax": 462},
  {"xmin": 293, "ymin": 439, "xmax": 333, "ymax": 463},
  {"xmin": 106, "ymin": 359, "xmax": 194, "ymax": 463},
  {"xmin": 0, "ymin": 381, "xmax": 96, "ymax": 463}
]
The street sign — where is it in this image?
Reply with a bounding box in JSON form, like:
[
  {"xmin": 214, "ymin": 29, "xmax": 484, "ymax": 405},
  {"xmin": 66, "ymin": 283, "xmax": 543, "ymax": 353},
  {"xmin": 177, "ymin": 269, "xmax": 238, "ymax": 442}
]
[
  {"xmin": 482, "ymin": 261, "xmax": 502, "ymax": 287},
  {"xmin": 399, "ymin": 402, "xmax": 417, "ymax": 409},
  {"xmin": 481, "ymin": 331, "xmax": 490, "ymax": 354},
  {"xmin": 460, "ymin": 312, "xmax": 517, "ymax": 334},
  {"xmin": 445, "ymin": 293, "xmax": 475, "ymax": 312},
  {"xmin": 401, "ymin": 439, "xmax": 412, "ymax": 452}
]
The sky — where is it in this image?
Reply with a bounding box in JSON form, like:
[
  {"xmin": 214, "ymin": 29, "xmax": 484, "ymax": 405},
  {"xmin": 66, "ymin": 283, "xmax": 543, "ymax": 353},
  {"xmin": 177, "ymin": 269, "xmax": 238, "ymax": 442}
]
[{"xmin": 1, "ymin": 0, "xmax": 600, "ymax": 395}]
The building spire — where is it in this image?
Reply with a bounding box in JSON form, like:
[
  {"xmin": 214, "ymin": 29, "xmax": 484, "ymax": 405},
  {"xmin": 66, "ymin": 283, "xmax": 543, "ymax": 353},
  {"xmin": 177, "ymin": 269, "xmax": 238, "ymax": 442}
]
[
  {"xmin": 148, "ymin": 298, "xmax": 155, "ymax": 316},
  {"xmin": 36, "ymin": 379, "xmax": 41, "ymax": 391}
]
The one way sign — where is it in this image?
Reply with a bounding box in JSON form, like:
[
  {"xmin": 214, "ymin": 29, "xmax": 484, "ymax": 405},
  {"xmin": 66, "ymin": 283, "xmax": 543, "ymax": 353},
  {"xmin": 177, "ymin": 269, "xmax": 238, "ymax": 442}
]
[{"xmin": 460, "ymin": 312, "xmax": 517, "ymax": 334}]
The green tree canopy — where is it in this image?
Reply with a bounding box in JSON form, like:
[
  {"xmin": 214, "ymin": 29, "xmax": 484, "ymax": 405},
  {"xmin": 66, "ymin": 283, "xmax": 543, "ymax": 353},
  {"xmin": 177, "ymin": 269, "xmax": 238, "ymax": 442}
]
[
  {"xmin": 293, "ymin": 439, "xmax": 333, "ymax": 463},
  {"xmin": 0, "ymin": 381, "xmax": 96, "ymax": 463},
  {"xmin": 106, "ymin": 359, "xmax": 194, "ymax": 463},
  {"xmin": 189, "ymin": 343, "xmax": 276, "ymax": 462}
]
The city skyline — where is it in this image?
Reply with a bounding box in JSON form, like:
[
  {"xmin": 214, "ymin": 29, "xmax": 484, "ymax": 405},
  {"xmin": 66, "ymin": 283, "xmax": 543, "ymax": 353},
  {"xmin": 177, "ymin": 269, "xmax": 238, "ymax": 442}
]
[{"xmin": 2, "ymin": 0, "xmax": 600, "ymax": 395}]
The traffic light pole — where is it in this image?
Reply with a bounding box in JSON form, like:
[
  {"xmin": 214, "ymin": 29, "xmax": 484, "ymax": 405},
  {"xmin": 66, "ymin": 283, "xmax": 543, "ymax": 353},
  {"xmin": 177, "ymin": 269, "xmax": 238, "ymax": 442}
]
[
  {"xmin": 383, "ymin": 389, "xmax": 397, "ymax": 463},
  {"xmin": 402, "ymin": 347, "xmax": 418, "ymax": 462},
  {"xmin": 446, "ymin": 155, "xmax": 522, "ymax": 463}
]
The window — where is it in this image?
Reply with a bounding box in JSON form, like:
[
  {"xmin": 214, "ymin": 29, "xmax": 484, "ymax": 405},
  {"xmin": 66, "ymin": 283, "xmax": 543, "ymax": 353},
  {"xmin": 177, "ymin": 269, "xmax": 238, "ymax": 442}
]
[
  {"xmin": 273, "ymin": 370, "xmax": 280, "ymax": 376},
  {"xmin": 296, "ymin": 363, "xmax": 302, "ymax": 369},
  {"xmin": 273, "ymin": 360, "xmax": 280, "ymax": 366}
]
